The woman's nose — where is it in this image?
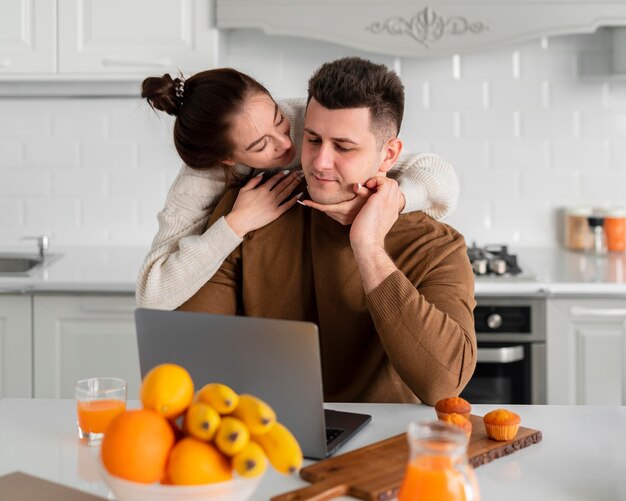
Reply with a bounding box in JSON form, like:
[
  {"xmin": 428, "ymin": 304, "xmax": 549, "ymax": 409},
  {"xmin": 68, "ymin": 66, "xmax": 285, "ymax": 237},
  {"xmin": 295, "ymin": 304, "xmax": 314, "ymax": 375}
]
[{"xmin": 273, "ymin": 132, "xmax": 291, "ymax": 150}]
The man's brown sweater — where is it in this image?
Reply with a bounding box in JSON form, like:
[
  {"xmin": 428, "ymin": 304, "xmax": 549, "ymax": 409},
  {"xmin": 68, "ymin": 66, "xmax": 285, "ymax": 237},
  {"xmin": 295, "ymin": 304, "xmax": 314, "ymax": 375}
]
[{"xmin": 179, "ymin": 189, "xmax": 477, "ymax": 405}]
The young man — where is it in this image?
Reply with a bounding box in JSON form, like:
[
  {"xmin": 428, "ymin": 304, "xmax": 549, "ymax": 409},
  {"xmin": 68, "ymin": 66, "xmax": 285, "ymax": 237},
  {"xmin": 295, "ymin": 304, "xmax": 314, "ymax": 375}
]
[{"xmin": 179, "ymin": 57, "xmax": 477, "ymax": 406}]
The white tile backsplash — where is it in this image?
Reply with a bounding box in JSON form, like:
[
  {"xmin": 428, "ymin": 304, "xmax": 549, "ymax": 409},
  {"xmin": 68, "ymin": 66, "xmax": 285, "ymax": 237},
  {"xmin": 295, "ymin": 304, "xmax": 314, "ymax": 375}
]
[{"xmin": 1, "ymin": 29, "xmax": 626, "ymax": 248}]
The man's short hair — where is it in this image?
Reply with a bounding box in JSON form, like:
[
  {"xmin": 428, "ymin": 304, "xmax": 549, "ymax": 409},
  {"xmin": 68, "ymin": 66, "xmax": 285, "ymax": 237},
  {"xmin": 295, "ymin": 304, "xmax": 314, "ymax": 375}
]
[{"xmin": 307, "ymin": 57, "xmax": 405, "ymax": 147}]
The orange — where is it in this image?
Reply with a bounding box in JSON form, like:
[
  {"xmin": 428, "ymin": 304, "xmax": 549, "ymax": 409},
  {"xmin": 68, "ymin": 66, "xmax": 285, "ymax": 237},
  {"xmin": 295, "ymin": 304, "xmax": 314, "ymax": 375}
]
[
  {"xmin": 101, "ymin": 409, "xmax": 175, "ymax": 484},
  {"xmin": 140, "ymin": 363, "xmax": 194, "ymax": 419},
  {"xmin": 167, "ymin": 437, "xmax": 233, "ymax": 485}
]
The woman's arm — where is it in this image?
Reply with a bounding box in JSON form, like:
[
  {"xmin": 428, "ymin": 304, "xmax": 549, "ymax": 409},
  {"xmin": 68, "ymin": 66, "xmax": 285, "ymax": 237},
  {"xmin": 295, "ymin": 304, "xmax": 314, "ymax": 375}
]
[
  {"xmin": 136, "ymin": 165, "xmax": 241, "ymax": 310},
  {"xmin": 136, "ymin": 166, "xmax": 301, "ymax": 310},
  {"xmin": 388, "ymin": 152, "xmax": 459, "ymax": 220}
]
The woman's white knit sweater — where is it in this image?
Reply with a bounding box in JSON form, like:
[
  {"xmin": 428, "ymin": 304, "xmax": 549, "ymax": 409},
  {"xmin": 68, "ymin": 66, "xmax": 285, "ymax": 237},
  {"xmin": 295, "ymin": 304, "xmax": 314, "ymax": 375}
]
[{"xmin": 136, "ymin": 98, "xmax": 460, "ymax": 310}]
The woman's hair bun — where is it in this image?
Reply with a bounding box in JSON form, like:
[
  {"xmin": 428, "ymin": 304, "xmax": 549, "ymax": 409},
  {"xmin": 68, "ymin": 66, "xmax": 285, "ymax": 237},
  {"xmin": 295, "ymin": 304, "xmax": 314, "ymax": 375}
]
[{"xmin": 141, "ymin": 73, "xmax": 184, "ymax": 116}]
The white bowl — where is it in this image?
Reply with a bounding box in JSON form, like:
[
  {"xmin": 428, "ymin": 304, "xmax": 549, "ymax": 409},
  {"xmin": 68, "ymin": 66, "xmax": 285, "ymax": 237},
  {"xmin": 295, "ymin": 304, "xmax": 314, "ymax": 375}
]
[{"xmin": 98, "ymin": 461, "xmax": 263, "ymax": 501}]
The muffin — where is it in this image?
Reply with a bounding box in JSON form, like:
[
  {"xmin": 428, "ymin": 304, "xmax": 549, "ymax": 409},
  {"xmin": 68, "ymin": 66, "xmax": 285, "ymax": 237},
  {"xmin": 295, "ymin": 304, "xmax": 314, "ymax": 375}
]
[
  {"xmin": 440, "ymin": 413, "xmax": 472, "ymax": 440},
  {"xmin": 434, "ymin": 397, "xmax": 471, "ymax": 420},
  {"xmin": 483, "ymin": 408, "xmax": 521, "ymax": 441}
]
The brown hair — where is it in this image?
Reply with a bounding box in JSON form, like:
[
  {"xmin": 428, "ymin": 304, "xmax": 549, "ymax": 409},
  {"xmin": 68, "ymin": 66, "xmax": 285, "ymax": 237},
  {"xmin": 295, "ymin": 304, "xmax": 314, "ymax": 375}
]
[
  {"xmin": 141, "ymin": 69, "xmax": 271, "ymax": 177},
  {"xmin": 307, "ymin": 57, "xmax": 404, "ymax": 146}
]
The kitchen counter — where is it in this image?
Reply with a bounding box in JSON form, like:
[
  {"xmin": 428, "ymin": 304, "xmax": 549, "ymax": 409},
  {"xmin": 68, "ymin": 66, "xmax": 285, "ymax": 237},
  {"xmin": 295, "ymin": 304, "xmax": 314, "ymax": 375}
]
[
  {"xmin": 0, "ymin": 399, "xmax": 624, "ymax": 500},
  {"xmin": 0, "ymin": 246, "xmax": 146, "ymax": 294},
  {"xmin": 473, "ymin": 247, "xmax": 626, "ymax": 296},
  {"xmin": 1, "ymin": 245, "xmax": 626, "ymax": 296}
]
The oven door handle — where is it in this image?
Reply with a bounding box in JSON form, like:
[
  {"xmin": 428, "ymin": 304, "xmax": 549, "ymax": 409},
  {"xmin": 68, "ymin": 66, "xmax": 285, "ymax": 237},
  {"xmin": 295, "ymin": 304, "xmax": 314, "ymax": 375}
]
[
  {"xmin": 477, "ymin": 345, "xmax": 525, "ymax": 363},
  {"xmin": 570, "ymin": 306, "xmax": 626, "ymax": 318}
]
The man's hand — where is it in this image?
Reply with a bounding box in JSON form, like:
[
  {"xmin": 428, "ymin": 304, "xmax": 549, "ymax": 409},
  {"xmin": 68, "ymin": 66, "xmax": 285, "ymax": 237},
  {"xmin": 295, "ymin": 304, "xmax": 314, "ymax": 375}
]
[
  {"xmin": 298, "ymin": 183, "xmax": 372, "ymax": 225},
  {"xmin": 349, "ymin": 176, "xmax": 403, "ymax": 250}
]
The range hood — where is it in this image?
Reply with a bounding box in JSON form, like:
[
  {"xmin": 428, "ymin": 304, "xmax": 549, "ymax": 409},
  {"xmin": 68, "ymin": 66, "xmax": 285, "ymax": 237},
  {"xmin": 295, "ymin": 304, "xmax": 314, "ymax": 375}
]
[
  {"xmin": 216, "ymin": 1, "xmax": 626, "ymax": 58},
  {"xmin": 612, "ymin": 27, "xmax": 626, "ymax": 74}
]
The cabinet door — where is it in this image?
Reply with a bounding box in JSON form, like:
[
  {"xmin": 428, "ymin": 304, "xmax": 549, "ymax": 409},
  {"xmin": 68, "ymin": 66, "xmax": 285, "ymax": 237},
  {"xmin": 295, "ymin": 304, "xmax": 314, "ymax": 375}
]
[
  {"xmin": 57, "ymin": 0, "xmax": 217, "ymax": 75},
  {"xmin": 547, "ymin": 298, "xmax": 626, "ymax": 405},
  {"xmin": 0, "ymin": 0, "xmax": 56, "ymax": 74},
  {"xmin": 33, "ymin": 295, "xmax": 141, "ymax": 399},
  {"xmin": 0, "ymin": 295, "xmax": 32, "ymax": 398}
]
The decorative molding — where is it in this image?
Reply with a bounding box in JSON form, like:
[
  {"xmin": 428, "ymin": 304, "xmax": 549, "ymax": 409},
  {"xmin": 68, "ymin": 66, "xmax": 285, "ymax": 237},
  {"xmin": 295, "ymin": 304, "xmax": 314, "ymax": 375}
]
[{"xmin": 366, "ymin": 6, "xmax": 488, "ymax": 48}]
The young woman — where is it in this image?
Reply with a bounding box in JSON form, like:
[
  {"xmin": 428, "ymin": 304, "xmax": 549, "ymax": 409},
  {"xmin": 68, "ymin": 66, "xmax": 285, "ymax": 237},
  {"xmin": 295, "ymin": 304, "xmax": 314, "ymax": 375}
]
[{"xmin": 137, "ymin": 68, "xmax": 459, "ymax": 310}]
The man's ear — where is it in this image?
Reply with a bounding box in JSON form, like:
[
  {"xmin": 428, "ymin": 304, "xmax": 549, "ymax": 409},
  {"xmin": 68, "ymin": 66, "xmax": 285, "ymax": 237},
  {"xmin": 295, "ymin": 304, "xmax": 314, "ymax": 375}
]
[{"xmin": 377, "ymin": 137, "xmax": 403, "ymax": 174}]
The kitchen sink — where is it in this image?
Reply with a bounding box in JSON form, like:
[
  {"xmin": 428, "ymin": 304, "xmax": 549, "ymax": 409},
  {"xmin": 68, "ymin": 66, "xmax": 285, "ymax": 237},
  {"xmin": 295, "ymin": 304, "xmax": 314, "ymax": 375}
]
[{"xmin": 0, "ymin": 254, "xmax": 61, "ymax": 275}]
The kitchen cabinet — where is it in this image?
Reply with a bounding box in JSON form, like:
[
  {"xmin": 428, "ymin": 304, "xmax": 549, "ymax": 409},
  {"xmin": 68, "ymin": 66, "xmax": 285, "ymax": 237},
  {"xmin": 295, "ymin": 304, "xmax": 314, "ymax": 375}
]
[
  {"xmin": 0, "ymin": 0, "xmax": 56, "ymax": 73},
  {"xmin": 217, "ymin": 0, "xmax": 626, "ymax": 57},
  {"xmin": 33, "ymin": 294, "xmax": 141, "ymax": 399},
  {"xmin": 0, "ymin": 295, "xmax": 32, "ymax": 398},
  {"xmin": 547, "ymin": 297, "xmax": 626, "ymax": 405},
  {"xmin": 1, "ymin": 0, "xmax": 217, "ymax": 79}
]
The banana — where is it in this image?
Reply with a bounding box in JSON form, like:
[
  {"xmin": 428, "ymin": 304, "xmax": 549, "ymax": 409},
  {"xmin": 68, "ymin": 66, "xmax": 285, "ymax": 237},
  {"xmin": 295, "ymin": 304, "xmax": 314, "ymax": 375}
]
[
  {"xmin": 214, "ymin": 416, "xmax": 250, "ymax": 456},
  {"xmin": 231, "ymin": 394, "xmax": 276, "ymax": 435},
  {"xmin": 183, "ymin": 401, "xmax": 221, "ymax": 441},
  {"xmin": 196, "ymin": 383, "xmax": 239, "ymax": 415},
  {"xmin": 253, "ymin": 421, "xmax": 303, "ymax": 475},
  {"xmin": 231, "ymin": 440, "xmax": 267, "ymax": 478}
]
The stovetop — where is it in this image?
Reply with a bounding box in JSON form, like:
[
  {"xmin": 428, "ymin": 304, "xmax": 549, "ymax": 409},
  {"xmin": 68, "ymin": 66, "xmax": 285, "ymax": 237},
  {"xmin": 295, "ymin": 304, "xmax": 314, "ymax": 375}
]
[{"xmin": 467, "ymin": 243, "xmax": 537, "ymax": 281}]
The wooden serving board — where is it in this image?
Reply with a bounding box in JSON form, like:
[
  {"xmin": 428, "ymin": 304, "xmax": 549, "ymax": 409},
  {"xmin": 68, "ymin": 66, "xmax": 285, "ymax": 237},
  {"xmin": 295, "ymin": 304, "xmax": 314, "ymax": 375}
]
[{"xmin": 272, "ymin": 415, "xmax": 542, "ymax": 501}]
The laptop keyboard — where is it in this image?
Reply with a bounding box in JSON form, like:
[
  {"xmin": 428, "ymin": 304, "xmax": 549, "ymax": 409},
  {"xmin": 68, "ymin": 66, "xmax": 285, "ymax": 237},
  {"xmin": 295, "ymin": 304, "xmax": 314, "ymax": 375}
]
[{"xmin": 326, "ymin": 427, "xmax": 344, "ymax": 444}]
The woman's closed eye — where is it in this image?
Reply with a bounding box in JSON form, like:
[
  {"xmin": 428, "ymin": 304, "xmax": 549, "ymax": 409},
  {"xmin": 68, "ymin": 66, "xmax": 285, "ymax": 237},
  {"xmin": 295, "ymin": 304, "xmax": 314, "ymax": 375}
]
[{"xmin": 253, "ymin": 139, "xmax": 269, "ymax": 153}]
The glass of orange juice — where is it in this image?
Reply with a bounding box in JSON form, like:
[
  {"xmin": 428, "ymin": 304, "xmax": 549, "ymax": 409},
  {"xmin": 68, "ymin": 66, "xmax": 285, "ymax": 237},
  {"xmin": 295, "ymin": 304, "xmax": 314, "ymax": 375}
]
[
  {"xmin": 398, "ymin": 420, "xmax": 480, "ymax": 501},
  {"xmin": 75, "ymin": 377, "xmax": 127, "ymax": 446}
]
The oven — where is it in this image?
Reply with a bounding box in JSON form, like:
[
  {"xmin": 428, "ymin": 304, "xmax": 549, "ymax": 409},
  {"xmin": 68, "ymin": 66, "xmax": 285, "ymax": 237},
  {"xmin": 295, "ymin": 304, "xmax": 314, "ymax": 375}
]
[{"xmin": 461, "ymin": 297, "xmax": 546, "ymax": 405}]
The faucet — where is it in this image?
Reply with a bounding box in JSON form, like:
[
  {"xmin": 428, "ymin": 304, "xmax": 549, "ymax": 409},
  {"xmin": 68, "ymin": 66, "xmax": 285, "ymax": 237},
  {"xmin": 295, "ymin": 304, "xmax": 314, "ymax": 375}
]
[{"xmin": 22, "ymin": 235, "xmax": 49, "ymax": 261}]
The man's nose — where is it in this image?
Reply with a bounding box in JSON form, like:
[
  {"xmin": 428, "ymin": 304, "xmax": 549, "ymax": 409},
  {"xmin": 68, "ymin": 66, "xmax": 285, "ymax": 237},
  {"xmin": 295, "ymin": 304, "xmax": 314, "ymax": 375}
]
[{"xmin": 313, "ymin": 143, "xmax": 333, "ymax": 170}]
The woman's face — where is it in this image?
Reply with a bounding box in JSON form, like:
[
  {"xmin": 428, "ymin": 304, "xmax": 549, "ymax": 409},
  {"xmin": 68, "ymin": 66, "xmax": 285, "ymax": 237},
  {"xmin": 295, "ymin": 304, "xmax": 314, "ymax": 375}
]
[{"xmin": 226, "ymin": 92, "xmax": 296, "ymax": 169}]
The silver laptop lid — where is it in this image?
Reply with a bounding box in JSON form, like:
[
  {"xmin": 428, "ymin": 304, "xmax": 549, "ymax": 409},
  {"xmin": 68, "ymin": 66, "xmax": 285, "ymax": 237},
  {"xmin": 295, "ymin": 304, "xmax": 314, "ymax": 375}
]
[{"xmin": 135, "ymin": 308, "xmax": 328, "ymax": 458}]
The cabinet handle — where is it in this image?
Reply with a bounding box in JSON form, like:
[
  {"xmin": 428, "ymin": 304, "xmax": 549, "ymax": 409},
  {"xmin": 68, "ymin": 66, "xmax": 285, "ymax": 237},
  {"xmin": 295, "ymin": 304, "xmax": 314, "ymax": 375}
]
[
  {"xmin": 477, "ymin": 345, "xmax": 524, "ymax": 363},
  {"xmin": 0, "ymin": 59, "xmax": 12, "ymax": 68},
  {"xmin": 570, "ymin": 306, "xmax": 626, "ymax": 318},
  {"xmin": 102, "ymin": 58, "xmax": 171, "ymax": 68}
]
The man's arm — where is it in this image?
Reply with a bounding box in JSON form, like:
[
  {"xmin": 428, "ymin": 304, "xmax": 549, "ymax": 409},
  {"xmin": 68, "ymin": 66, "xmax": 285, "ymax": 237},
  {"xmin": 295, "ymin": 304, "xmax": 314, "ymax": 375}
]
[{"xmin": 350, "ymin": 176, "xmax": 476, "ymax": 406}]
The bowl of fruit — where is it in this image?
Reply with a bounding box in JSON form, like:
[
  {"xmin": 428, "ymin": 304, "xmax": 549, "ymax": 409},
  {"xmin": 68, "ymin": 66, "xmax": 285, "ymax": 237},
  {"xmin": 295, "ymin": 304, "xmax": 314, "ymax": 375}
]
[{"xmin": 98, "ymin": 364, "xmax": 303, "ymax": 501}]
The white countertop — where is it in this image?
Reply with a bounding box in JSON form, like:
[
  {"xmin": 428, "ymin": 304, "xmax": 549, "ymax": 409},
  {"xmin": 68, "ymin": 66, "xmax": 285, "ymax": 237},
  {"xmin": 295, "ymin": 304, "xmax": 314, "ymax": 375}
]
[
  {"xmin": 0, "ymin": 246, "xmax": 146, "ymax": 294},
  {"xmin": 473, "ymin": 247, "xmax": 626, "ymax": 296},
  {"xmin": 0, "ymin": 399, "xmax": 625, "ymax": 500},
  {"xmin": 1, "ymin": 245, "xmax": 626, "ymax": 296}
]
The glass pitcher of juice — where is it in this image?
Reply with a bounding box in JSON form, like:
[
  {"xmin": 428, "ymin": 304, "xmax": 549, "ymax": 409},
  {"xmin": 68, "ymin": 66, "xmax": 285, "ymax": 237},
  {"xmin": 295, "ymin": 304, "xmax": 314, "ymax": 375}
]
[{"xmin": 398, "ymin": 420, "xmax": 480, "ymax": 501}]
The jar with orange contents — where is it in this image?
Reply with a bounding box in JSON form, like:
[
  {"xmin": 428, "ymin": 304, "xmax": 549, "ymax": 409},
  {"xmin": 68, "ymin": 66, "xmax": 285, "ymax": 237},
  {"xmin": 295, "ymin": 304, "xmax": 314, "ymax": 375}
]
[
  {"xmin": 605, "ymin": 208, "xmax": 626, "ymax": 253},
  {"xmin": 398, "ymin": 420, "xmax": 480, "ymax": 501}
]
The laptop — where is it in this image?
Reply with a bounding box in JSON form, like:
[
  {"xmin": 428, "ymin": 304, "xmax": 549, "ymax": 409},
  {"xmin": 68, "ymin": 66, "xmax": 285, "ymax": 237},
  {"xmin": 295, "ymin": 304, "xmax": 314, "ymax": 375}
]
[{"xmin": 135, "ymin": 308, "xmax": 371, "ymax": 459}]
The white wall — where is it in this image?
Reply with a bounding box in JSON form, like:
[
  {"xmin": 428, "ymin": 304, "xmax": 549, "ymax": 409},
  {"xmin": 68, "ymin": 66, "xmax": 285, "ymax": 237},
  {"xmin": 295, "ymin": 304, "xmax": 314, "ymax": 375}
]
[{"xmin": 1, "ymin": 28, "xmax": 626, "ymax": 248}]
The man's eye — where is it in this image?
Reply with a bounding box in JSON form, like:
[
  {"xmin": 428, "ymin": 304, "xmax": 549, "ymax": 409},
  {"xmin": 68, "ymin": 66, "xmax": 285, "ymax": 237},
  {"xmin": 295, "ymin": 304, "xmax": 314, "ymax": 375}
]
[
  {"xmin": 307, "ymin": 138, "xmax": 321, "ymax": 144},
  {"xmin": 276, "ymin": 114, "xmax": 284, "ymax": 126},
  {"xmin": 336, "ymin": 144, "xmax": 352, "ymax": 152}
]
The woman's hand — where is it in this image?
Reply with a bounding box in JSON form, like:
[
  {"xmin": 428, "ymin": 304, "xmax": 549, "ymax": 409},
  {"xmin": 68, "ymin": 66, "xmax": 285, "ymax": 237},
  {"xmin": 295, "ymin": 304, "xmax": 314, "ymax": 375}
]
[
  {"xmin": 298, "ymin": 180, "xmax": 406, "ymax": 225},
  {"xmin": 225, "ymin": 170, "xmax": 303, "ymax": 237},
  {"xmin": 298, "ymin": 183, "xmax": 372, "ymax": 225}
]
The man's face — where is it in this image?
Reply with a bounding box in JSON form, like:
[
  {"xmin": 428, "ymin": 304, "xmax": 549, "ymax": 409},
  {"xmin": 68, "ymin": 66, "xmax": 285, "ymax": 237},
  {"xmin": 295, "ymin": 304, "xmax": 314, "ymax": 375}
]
[{"xmin": 301, "ymin": 98, "xmax": 389, "ymax": 205}]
